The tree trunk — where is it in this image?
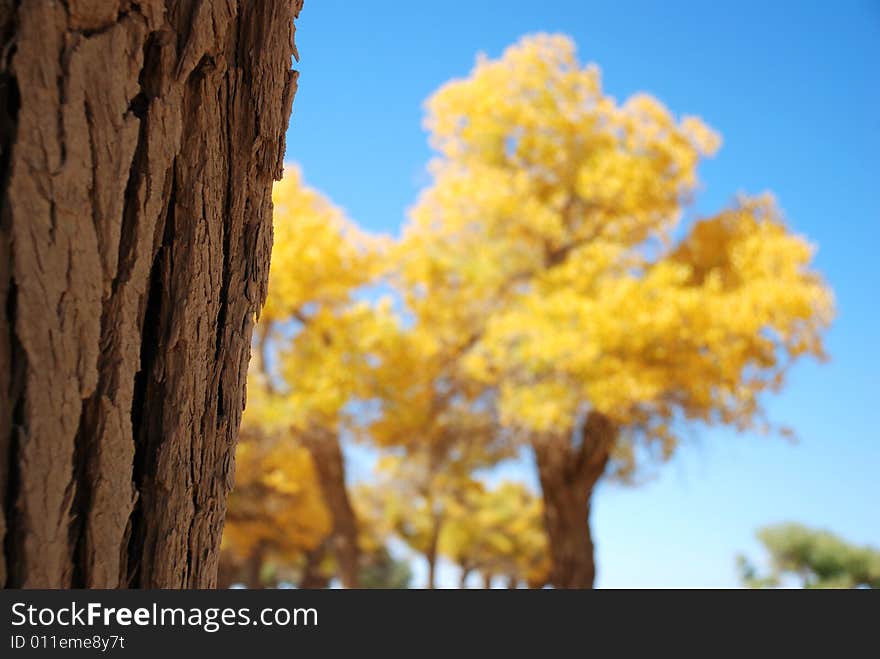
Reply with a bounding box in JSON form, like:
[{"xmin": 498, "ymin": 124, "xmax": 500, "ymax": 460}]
[
  {"xmin": 298, "ymin": 543, "xmax": 330, "ymax": 589},
  {"xmin": 532, "ymin": 411, "xmax": 616, "ymax": 589},
  {"xmin": 458, "ymin": 566, "xmax": 472, "ymax": 589},
  {"xmin": 535, "ymin": 463, "xmax": 595, "ymax": 589},
  {"xmin": 426, "ymin": 556, "xmax": 437, "ymax": 589},
  {"xmin": 216, "ymin": 552, "xmax": 236, "ymax": 589},
  {"xmin": 303, "ymin": 431, "xmax": 360, "ymax": 588},
  {"xmin": 0, "ymin": 0, "xmax": 302, "ymax": 588},
  {"xmin": 243, "ymin": 544, "xmax": 265, "ymax": 589},
  {"xmin": 425, "ymin": 510, "xmax": 442, "ymax": 589}
]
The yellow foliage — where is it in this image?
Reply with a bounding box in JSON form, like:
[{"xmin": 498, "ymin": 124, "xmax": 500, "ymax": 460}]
[
  {"xmin": 398, "ymin": 34, "xmax": 833, "ymax": 476},
  {"xmin": 441, "ymin": 481, "xmax": 550, "ymax": 586},
  {"xmin": 262, "ymin": 166, "xmax": 384, "ymax": 324},
  {"xmin": 222, "ymin": 425, "xmax": 331, "ymax": 563},
  {"xmin": 250, "ymin": 166, "xmax": 396, "ymax": 435},
  {"xmin": 227, "ymin": 167, "xmax": 397, "ymax": 578},
  {"xmin": 227, "ymin": 35, "xmax": 835, "ymax": 586}
]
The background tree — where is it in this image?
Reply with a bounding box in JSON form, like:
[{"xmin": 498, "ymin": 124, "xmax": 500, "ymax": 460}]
[
  {"xmin": 218, "ymin": 383, "xmax": 332, "ymax": 588},
  {"xmin": 360, "ymin": 305, "xmax": 513, "ymax": 587},
  {"xmin": 441, "ymin": 481, "xmax": 550, "ymax": 588},
  {"xmin": 738, "ymin": 523, "xmax": 880, "ymax": 589},
  {"xmin": 220, "ymin": 403, "xmax": 410, "ymax": 589},
  {"xmin": 0, "ymin": 0, "xmax": 302, "ymax": 587},
  {"xmin": 401, "ymin": 34, "xmax": 834, "ymax": 587},
  {"xmin": 353, "ymin": 495, "xmax": 413, "ymax": 589},
  {"xmin": 361, "ymin": 453, "xmax": 486, "ymax": 589},
  {"xmin": 358, "ymin": 547, "xmax": 413, "ymax": 589},
  {"xmin": 248, "ymin": 166, "xmax": 391, "ymax": 587}
]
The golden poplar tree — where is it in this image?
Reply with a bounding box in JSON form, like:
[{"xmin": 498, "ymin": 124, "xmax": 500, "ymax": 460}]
[
  {"xmin": 240, "ymin": 166, "xmax": 392, "ymax": 588},
  {"xmin": 399, "ymin": 34, "xmax": 834, "ymax": 587}
]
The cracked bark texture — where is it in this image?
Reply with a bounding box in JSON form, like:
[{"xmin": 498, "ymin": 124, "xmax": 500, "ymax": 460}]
[{"xmin": 0, "ymin": 0, "xmax": 303, "ymax": 588}]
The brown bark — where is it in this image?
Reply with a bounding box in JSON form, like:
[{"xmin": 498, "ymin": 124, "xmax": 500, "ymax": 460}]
[
  {"xmin": 302, "ymin": 431, "xmax": 361, "ymax": 588},
  {"xmin": 532, "ymin": 411, "xmax": 616, "ymax": 589},
  {"xmin": 0, "ymin": 0, "xmax": 302, "ymax": 588}
]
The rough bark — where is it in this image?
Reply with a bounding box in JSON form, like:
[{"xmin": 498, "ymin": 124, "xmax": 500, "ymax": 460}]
[
  {"xmin": 532, "ymin": 411, "xmax": 616, "ymax": 589},
  {"xmin": 0, "ymin": 0, "xmax": 303, "ymax": 588},
  {"xmin": 302, "ymin": 431, "xmax": 360, "ymax": 588}
]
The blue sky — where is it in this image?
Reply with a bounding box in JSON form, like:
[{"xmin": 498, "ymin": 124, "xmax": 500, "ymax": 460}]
[{"xmin": 283, "ymin": 1, "xmax": 880, "ymax": 587}]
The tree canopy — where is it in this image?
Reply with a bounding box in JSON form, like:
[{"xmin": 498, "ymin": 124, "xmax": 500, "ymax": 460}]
[
  {"xmin": 738, "ymin": 524, "xmax": 880, "ymax": 589},
  {"xmin": 400, "ymin": 34, "xmax": 832, "ymax": 471},
  {"xmin": 222, "ymin": 34, "xmax": 834, "ymax": 589}
]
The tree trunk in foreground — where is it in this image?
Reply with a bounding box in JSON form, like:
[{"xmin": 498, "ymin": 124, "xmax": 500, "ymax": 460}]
[
  {"xmin": 532, "ymin": 411, "xmax": 616, "ymax": 589},
  {"xmin": 0, "ymin": 0, "xmax": 302, "ymax": 588},
  {"xmin": 303, "ymin": 432, "xmax": 361, "ymax": 588}
]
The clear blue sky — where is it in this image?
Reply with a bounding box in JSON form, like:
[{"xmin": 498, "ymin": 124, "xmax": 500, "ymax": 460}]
[{"xmin": 284, "ymin": 0, "xmax": 880, "ymax": 587}]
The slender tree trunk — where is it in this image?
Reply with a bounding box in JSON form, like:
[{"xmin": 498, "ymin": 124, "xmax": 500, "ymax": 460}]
[
  {"xmin": 0, "ymin": 0, "xmax": 302, "ymax": 588},
  {"xmin": 243, "ymin": 544, "xmax": 266, "ymax": 589},
  {"xmin": 303, "ymin": 431, "xmax": 360, "ymax": 588},
  {"xmin": 426, "ymin": 557, "xmax": 437, "ymax": 589},
  {"xmin": 298, "ymin": 543, "xmax": 330, "ymax": 589},
  {"xmin": 458, "ymin": 565, "xmax": 472, "ymax": 589},
  {"xmin": 532, "ymin": 411, "xmax": 616, "ymax": 589},
  {"xmin": 425, "ymin": 510, "xmax": 443, "ymax": 589}
]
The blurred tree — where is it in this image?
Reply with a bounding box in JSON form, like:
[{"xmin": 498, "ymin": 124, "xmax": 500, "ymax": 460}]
[
  {"xmin": 738, "ymin": 523, "xmax": 880, "ymax": 589},
  {"xmin": 244, "ymin": 167, "xmax": 392, "ymax": 588},
  {"xmin": 358, "ymin": 546, "xmax": 413, "ymax": 589},
  {"xmin": 401, "ymin": 34, "xmax": 834, "ymax": 587},
  {"xmin": 441, "ymin": 481, "xmax": 550, "ymax": 588},
  {"xmin": 364, "ymin": 320, "xmax": 513, "ymax": 587},
  {"xmin": 221, "ymin": 439, "xmax": 411, "ymax": 590},
  {"xmin": 361, "ymin": 452, "xmax": 486, "ymax": 589},
  {"xmin": 218, "ymin": 384, "xmax": 331, "ymax": 588}
]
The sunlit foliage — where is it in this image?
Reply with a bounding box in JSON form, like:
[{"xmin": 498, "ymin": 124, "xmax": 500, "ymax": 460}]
[
  {"xmin": 225, "ymin": 34, "xmax": 834, "ymax": 588},
  {"xmin": 223, "ymin": 168, "xmax": 396, "ymax": 586},
  {"xmin": 441, "ymin": 481, "xmax": 550, "ymax": 588},
  {"xmin": 400, "ymin": 34, "xmax": 833, "ymax": 475}
]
